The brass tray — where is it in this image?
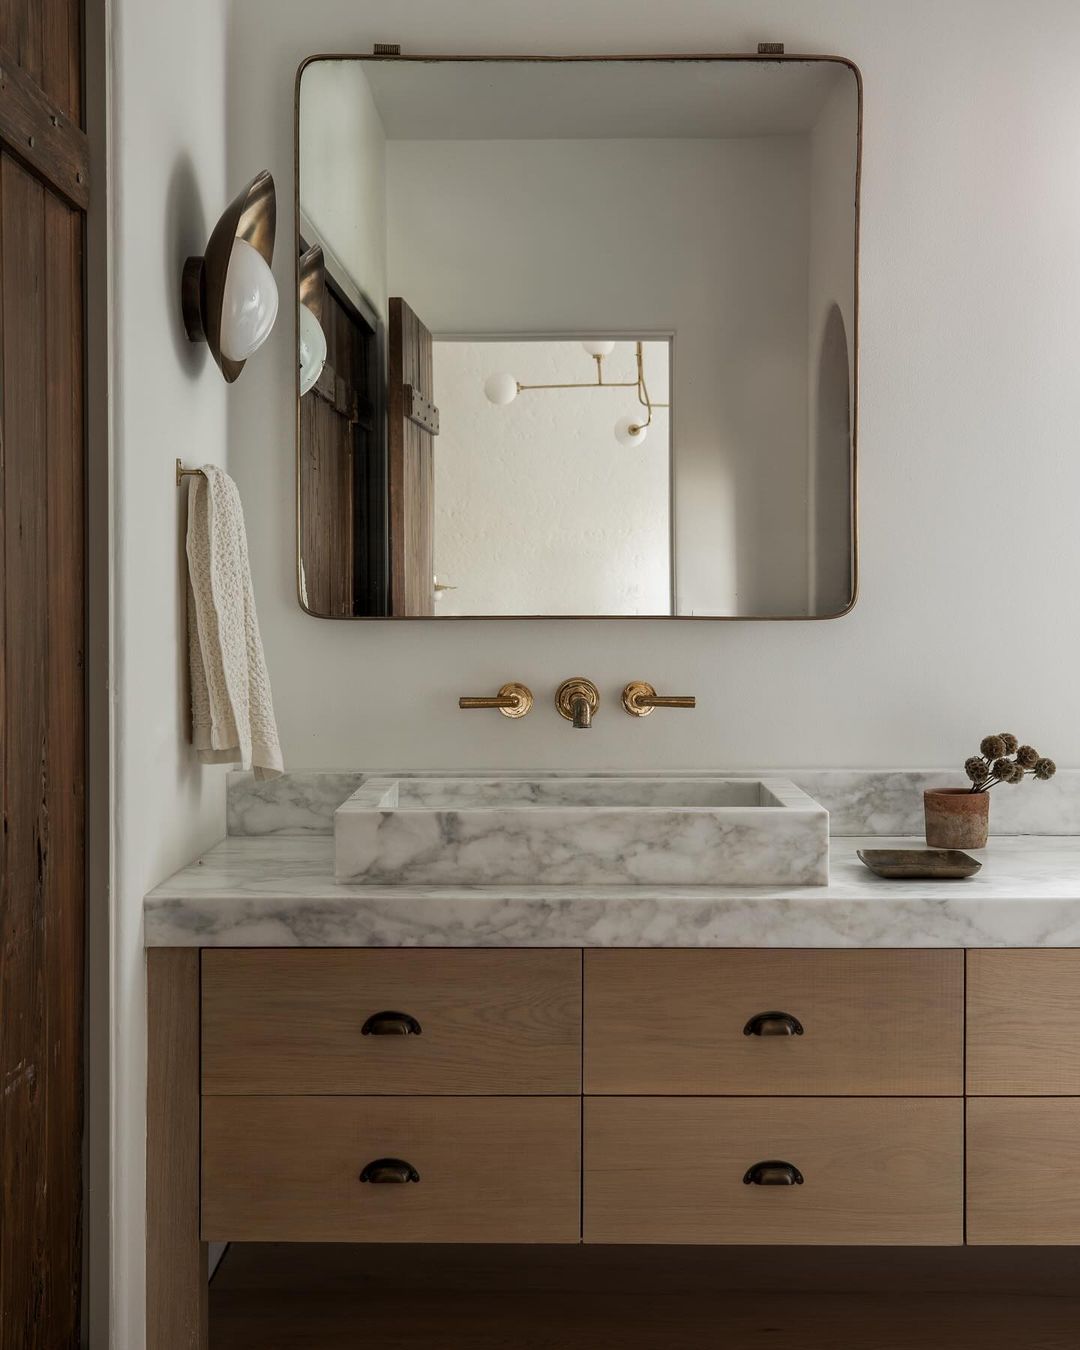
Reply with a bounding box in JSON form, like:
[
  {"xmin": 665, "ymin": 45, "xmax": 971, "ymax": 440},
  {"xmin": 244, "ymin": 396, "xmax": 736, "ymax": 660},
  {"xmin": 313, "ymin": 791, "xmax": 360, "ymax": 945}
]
[{"xmin": 856, "ymin": 848, "xmax": 982, "ymax": 880}]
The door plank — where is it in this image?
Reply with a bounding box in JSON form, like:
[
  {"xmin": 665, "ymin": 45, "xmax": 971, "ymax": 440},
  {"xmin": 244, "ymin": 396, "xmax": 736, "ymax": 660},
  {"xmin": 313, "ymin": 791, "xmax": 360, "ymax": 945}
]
[
  {"xmin": 42, "ymin": 186, "xmax": 84, "ymax": 1332},
  {"xmin": 0, "ymin": 150, "xmax": 50, "ymax": 1348},
  {"xmin": 0, "ymin": 0, "xmax": 86, "ymax": 1340},
  {"xmin": 388, "ymin": 297, "xmax": 435, "ymax": 615}
]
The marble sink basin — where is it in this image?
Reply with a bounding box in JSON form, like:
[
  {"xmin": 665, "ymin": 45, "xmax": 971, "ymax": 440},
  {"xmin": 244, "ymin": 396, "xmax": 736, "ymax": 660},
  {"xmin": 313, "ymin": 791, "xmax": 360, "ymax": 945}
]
[{"xmin": 334, "ymin": 776, "xmax": 829, "ymax": 886}]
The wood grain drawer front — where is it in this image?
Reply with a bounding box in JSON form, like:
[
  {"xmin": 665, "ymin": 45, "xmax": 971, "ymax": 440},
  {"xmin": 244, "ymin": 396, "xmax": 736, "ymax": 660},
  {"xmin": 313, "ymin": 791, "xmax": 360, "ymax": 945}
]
[
  {"xmin": 968, "ymin": 1099, "xmax": 1080, "ymax": 1245},
  {"xmin": 584, "ymin": 1098, "xmax": 963, "ymax": 1246},
  {"xmin": 584, "ymin": 951, "xmax": 963, "ymax": 1095},
  {"xmin": 967, "ymin": 951, "xmax": 1080, "ymax": 1095},
  {"xmin": 202, "ymin": 1096, "xmax": 581, "ymax": 1243},
  {"xmin": 202, "ymin": 949, "xmax": 581, "ymax": 1095}
]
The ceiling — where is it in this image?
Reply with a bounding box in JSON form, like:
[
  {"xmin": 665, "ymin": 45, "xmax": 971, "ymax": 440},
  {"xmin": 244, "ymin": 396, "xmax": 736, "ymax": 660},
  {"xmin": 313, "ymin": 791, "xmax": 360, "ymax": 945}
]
[{"xmin": 311, "ymin": 58, "xmax": 854, "ymax": 141}]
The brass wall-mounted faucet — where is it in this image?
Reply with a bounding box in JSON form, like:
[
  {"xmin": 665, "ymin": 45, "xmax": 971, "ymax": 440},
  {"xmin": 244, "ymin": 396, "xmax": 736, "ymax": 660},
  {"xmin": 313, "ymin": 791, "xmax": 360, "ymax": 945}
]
[{"xmin": 555, "ymin": 678, "xmax": 600, "ymax": 730}]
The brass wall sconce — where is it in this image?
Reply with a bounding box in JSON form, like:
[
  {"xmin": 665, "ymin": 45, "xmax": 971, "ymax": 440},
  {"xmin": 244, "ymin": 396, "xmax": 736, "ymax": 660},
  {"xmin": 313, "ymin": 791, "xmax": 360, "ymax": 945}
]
[
  {"xmin": 483, "ymin": 341, "xmax": 669, "ymax": 446},
  {"xmin": 182, "ymin": 169, "xmax": 278, "ymax": 383}
]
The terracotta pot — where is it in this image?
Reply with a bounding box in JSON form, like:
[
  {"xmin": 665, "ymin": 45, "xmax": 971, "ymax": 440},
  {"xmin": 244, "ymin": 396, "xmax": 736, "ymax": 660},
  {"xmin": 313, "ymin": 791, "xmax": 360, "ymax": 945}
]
[{"xmin": 923, "ymin": 788, "xmax": 989, "ymax": 850}]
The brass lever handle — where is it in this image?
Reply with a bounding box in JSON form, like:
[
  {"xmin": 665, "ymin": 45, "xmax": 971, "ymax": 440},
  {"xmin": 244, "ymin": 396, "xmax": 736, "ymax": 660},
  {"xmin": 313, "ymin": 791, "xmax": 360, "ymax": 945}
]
[
  {"xmin": 743, "ymin": 1160, "xmax": 804, "ymax": 1187},
  {"xmin": 621, "ymin": 682, "xmax": 696, "ymax": 717},
  {"xmin": 458, "ymin": 682, "xmax": 533, "ymax": 718},
  {"xmin": 359, "ymin": 1158, "xmax": 421, "ymax": 1184},
  {"xmin": 743, "ymin": 1011, "xmax": 804, "ymax": 1038},
  {"xmin": 362, "ymin": 1010, "xmax": 422, "ymax": 1037}
]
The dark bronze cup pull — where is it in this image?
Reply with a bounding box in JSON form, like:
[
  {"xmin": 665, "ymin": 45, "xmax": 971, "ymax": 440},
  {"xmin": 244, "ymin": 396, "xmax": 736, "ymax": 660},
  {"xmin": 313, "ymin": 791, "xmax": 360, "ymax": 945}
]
[
  {"xmin": 743, "ymin": 1011, "xmax": 804, "ymax": 1037},
  {"xmin": 743, "ymin": 1160, "xmax": 804, "ymax": 1187},
  {"xmin": 361, "ymin": 1010, "xmax": 422, "ymax": 1036},
  {"xmin": 359, "ymin": 1158, "xmax": 420, "ymax": 1184}
]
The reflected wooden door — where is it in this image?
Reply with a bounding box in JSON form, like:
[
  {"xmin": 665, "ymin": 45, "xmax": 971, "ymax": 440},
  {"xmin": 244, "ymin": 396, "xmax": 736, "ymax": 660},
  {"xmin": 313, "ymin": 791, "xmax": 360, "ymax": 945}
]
[
  {"xmin": 0, "ymin": 1, "xmax": 88, "ymax": 1345},
  {"xmin": 387, "ymin": 297, "xmax": 436, "ymax": 616}
]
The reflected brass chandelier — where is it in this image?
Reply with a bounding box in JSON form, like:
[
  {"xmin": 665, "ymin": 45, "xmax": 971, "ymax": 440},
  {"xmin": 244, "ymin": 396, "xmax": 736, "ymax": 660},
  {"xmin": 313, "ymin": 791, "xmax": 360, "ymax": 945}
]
[{"xmin": 483, "ymin": 340, "xmax": 669, "ymax": 446}]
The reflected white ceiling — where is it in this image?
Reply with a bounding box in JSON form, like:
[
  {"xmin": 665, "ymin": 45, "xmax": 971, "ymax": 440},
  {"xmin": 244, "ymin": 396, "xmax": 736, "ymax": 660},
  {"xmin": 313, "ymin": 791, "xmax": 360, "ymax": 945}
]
[{"xmin": 315, "ymin": 58, "xmax": 853, "ymax": 140}]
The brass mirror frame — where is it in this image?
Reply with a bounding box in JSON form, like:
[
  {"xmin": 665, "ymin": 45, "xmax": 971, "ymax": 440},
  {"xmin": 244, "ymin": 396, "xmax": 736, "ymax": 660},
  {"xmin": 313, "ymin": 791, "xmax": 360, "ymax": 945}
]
[{"xmin": 293, "ymin": 51, "xmax": 862, "ymax": 621}]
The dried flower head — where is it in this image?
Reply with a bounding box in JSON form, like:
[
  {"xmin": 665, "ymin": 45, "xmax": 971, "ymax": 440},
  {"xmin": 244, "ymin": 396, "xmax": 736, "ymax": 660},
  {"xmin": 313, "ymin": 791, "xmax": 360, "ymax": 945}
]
[
  {"xmin": 999, "ymin": 733, "xmax": 1019, "ymax": 755},
  {"xmin": 1034, "ymin": 758, "xmax": 1057, "ymax": 781},
  {"xmin": 965, "ymin": 756, "xmax": 990, "ymax": 784},
  {"xmin": 981, "ymin": 735, "xmax": 1007, "ymax": 760},
  {"xmin": 1015, "ymin": 745, "xmax": 1039, "ymax": 770},
  {"xmin": 991, "ymin": 757, "xmax": 1015, "ymax": 780},
  {"xmin": 1004, "ymin": 762, "xmax": 1026, "ymax": 784}
]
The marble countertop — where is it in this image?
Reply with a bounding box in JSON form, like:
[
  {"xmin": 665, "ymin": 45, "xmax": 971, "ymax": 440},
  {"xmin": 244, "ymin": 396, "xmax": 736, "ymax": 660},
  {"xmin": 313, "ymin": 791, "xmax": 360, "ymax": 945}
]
[{"xmin": 145, "ymin": 835, "xmax": 1080, "ymax": 948}]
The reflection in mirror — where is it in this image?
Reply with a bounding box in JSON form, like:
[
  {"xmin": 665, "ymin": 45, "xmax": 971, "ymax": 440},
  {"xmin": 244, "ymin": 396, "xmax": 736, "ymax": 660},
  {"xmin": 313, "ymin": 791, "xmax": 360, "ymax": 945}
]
[
  {"xmin": 297, "ymin": 56, "xmax": 859, "ymax": 619},
  {"xmin": 435, "ymin": 338, "xmax": 671, "ymax": 616}
]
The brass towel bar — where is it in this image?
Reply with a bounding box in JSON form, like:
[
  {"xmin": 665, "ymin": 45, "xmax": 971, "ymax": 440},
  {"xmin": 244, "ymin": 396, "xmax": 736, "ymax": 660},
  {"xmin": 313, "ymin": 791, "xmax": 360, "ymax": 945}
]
[{"xmin": 176, "ymin": 459, "xmax": 207, "ymax": 486}]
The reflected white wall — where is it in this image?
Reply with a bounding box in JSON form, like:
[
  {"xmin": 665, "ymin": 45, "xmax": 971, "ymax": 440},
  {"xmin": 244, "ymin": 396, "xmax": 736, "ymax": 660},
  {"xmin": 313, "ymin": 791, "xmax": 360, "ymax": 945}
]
[
  {"xmin": 299, "ymin": 62, "xmax": 388, "ymax": 319},
  {"xmin": 433, "ymin": 340, "xmax": 671, "ymax": 615},
  {"xmin": 385, "ymin": 135, "xmax": 810, "ymax": 615}
]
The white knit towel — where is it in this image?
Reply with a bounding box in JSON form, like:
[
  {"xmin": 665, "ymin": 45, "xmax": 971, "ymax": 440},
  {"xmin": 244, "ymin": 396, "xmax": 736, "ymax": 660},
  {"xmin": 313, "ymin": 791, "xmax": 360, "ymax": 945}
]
[{"xmin": 186, "ymin": 465, "xmax": 283, "ymax": 780}]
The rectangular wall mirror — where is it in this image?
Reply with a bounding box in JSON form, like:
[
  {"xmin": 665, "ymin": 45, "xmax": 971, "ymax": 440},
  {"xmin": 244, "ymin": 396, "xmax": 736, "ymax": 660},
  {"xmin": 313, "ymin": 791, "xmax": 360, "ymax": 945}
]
[{"xmin": 295, "ymin": 54, "xmax": 861, "ymax": 619}]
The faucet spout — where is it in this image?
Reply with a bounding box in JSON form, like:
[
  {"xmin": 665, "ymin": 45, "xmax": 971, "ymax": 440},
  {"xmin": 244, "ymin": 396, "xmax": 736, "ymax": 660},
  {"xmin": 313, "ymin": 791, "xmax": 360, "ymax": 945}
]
[{"xmin": 555, "ymin": 677, "xmax": 600, "ymax": 730}]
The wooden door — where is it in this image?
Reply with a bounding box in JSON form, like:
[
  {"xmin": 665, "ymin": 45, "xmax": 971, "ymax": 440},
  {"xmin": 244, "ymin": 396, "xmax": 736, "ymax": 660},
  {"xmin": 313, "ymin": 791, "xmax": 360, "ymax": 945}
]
[
  {"xmin": 387, "ymin": 297, "xmax": 436, "ymax": 616},
  {"xmin": 299, "ymin": 272, "xmax": 382, "ymax": 617},
  {"xmin": 0, "ymin": 1, "xmax": 89, "ymax": 1345}
]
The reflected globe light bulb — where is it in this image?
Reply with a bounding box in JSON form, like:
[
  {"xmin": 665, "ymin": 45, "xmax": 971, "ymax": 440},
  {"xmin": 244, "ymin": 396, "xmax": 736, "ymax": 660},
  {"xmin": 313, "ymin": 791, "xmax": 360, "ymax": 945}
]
[
  {"xmin": 581, "ymin": 340, "xmax": 615, "ymax": 358},
  {"xmin": 484, "ymin": 372, "xmax": 519, "ymax": 405},
  {"xmin": 298, "ymin": 303, "xmax": 327, "ymax": 397},
  {"xmin": 614, "ymin": 413, "xmax": 648, "ymax": 447},
  {"xmin": 219, "ymin": 237, "xmax": 279, "ymax": 363}
]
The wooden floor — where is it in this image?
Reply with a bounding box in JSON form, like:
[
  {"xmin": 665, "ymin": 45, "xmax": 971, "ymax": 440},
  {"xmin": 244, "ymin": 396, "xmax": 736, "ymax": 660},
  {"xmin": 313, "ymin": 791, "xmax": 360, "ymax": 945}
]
[{"xmin": 210, "ymin": 1245, "xmax": 1080, "ymax": 1349}]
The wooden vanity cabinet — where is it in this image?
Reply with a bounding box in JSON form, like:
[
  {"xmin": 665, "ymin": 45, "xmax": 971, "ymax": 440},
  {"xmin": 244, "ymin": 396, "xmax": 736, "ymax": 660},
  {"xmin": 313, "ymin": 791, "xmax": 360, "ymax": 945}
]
[
  {"xmin": 966, "ymin": 950, "xmax": 1080, "ymax": 1245},
  {"xmin": 149, "ymin": 940, "xmax": 1080, "ymax": 1346},
  {"xmin": 966, "ymin": 950, "xmax": 1080, "ymax": 1095},
  {"xmin": 202, "ymin": 1095, "xmax": 582, "ymax": 1243},
  {"xmin": 585, "ymin": 1097, "xmax": 964, "ymax": 1246},
  {"xmin": 202, "ymin": 948, "xmax": 582, "ymax": 1095},
  {"xmin": 584, "ymin": 949, "xmax": 964, "ymax": 1095}
]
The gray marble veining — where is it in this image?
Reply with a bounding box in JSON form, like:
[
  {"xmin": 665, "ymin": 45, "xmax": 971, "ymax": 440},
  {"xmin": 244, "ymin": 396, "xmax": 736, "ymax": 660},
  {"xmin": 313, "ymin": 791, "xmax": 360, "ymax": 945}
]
[
  {"xmin": 227, "ymin": 768, "xmax": 1080, "ymax": 839},
  {"xmin": 145, "ymin": 835, "xmax": 1080, "ymax": 949},
  {"xmin": 333, "ymin": 776, "xmax": 829, "ymax": 886}
]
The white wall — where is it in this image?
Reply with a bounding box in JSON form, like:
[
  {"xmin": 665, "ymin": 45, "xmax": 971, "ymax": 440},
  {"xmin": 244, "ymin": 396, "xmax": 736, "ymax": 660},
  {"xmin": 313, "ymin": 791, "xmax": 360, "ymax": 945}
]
[
  {"xmin": 224, "ymin": 0, "xmax": 1080, "ymax": 779},
  {"xmin": 299, "ymin": 61, "xmax": 388, "ymax": 319},
  {"xmin": 807, "ymin": 71, "xmax": 859, "ymax": 613},
  {"xmin": 385, "ymin": 134, "xmax": 809, "ymax": 615},
  {"xmin": 112, "ymin": 0, "xmax": 231, "ymax": 1340},
  {"xmin": 433, "ymin": 340, "xmax": 671, "ymax": 615}
]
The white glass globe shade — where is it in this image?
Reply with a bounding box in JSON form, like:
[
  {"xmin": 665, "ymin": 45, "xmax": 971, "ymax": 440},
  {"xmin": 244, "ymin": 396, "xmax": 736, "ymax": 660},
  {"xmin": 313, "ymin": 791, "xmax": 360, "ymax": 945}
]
[
  {"xmin": 219, "ymin": 238, "xmax": 279, "ymax": 363},
  {"xmin": 614, "ymin": 413, "xmax": 648, "ymax": 447},
  {"xmin": 581, "ymin": 340, "xmax": 616, "ymax": 358},
  {"xmin": 484, "ymin": 372, "xmax": 518, "ymax": 405},
  {"xmin": 298, "ymin": 303, "xmax": 327, "ymax": 397}
]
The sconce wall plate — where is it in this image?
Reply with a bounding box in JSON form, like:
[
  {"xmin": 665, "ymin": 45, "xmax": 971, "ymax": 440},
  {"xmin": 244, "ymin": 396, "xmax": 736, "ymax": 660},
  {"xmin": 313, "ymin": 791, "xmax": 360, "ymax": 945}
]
[{"xmin": 182, "ymin": 169, "xmax": 278, "ymax": 383}]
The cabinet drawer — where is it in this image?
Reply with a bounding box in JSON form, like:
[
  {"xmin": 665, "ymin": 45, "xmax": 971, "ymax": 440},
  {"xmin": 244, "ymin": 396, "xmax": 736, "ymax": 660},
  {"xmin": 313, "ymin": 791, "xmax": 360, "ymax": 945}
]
[
  {"xmin": 202, "ymin": 949, "xmax": 581, "ymax": 1095},
  {"xmin": 584, "ymin": 950, "xmax": 962, "ymax": 1095},
  {"xmin": 968, "ymin": 1099, "xmax": 1080, "ymax": 1244},
  {"xmin": 584, "ymin": 1098, "xmax": 963, "ymax": 1245},
  {"xmin": 202, "ymin": 1096, "xmax": 581, "ymax": 1243},
  {"xmin": 967, "ymin": 951, "xmax": 1080, "ymax": 1094}
]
